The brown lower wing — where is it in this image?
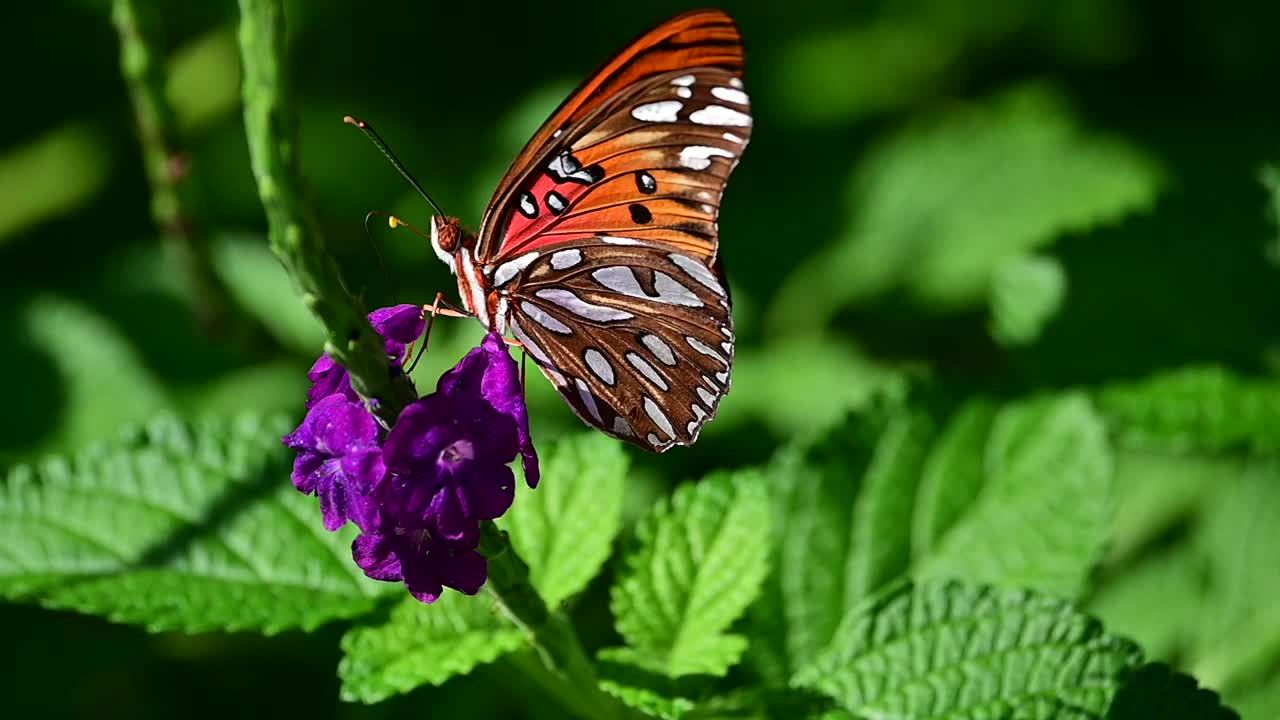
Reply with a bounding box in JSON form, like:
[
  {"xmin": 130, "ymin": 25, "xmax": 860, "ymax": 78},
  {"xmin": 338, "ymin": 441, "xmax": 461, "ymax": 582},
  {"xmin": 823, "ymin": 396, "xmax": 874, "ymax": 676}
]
[{"xmin": 503, "ymin": 239, "xmax": 734, "ymax": 452}]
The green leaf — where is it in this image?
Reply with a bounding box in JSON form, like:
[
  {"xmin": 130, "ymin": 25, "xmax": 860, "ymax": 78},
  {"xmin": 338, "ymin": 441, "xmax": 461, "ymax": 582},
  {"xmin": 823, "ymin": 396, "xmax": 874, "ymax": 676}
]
[
  {"xmin": 339, "ymin": 592, "xmax": 525, "ymax": 703},
  {"xmin": 1087, "ymin": 546, "xmax": 1202, "ymax": 662},
  {"xmin": 501, "ymin": 433, "xmax": 626, "ymax": 608},
  {"xmin": 794, "ymin": 581, "xmax": 1143, "ymax": 718},
  {"xmin": 1106, "ymin": 663, "xmax": 1241, "ymax": 720},
  {"xmin": 770, "ymin": 85, "xmax": 1161, "ymax": 331},
  {"xmin": 21, "ymin": 295, "xmax": 170, "ymax": 456},
  {"xmin": 1096, "ymin": 366, "xmax": 1280, "ymax": 454},
  {"xmin": 0, "ymin": 413, "xmax": 390, "ymax": 632},
  {"xmin": 1262, "ymin": 164, "xmax": 1280, "ymax": 268},
  {"xmin": 1191, "ymin": 458, "xmax": 1280, "ymax": 692},
  {"xmin": 988, "ymin": 253, "xmax": 1067, "ymax": 346},
  {"xmin": 911, "ymin": 399, "xmax": 997, "ymax": 557},
  {"xmin": 915, "ymin": 393, "xmax": 1112, "ymax": 598},
  {"xmin": 596, "ymin": 653, "xmax": 697, "ymax": 720},
  {"xmin": 608, "ymin": 470, "xmax": 771, "ymax": 678},
  {"xmin": 211, "ymin": 233, "xmax": 324, "ymax": 354},
  {"xmin": 717, "ymin": 335, "xmax": 908, "ymax": 438}
]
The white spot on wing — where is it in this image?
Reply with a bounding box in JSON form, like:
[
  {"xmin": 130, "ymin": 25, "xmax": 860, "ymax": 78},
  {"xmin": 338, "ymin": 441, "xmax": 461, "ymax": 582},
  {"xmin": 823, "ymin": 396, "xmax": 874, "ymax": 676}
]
[
  {"xmin": 592, "ymin": 266, "xmax": 645, "ymax": 297},
  {"xmin": 688, "ymin": 336, "xmax": 729, "ymax": 367},
  {"xmin": 671, "ymin": 74, "xmax": 696, "ymax": 86},
  {"xmin": 493, "ymin": 251, "xmax": 540, "ymax": 286},
  {"xmin": 669, "ymin": 254, "xmax": 725, "ymax": 295},
  {"xmin": 716, "ymin": 370, "xmax": 729, "ymax": 384},
  {"xmin": 641, "ymin": 334, "xmax": 676, "ymax": 366},
  {"xmin": 535, "ymin": 289, "xmax": 634, "ymax": 322},
  {"xmin": 676, "ymin": 87, "xmax": 692, "ymax": 99},
  {"xmin": 600, "ymin": 236, "xmax": 643, "ymax": 245},
  {"xmin": 550, "ymin": 248, "xmax": 582, "ymax": 270},
  {"xmin": 723, "ymin": 132, "xmax": 745, "ymax": 144},
  {"xmin": 729, "ymin": 77, "xmax": 743, "ymax": 88},
  {"xmin": 584, "ymin": 348, "xmax": 615, "ymax": 386},
  {"xmin": 644, "ymin": 396, "xmax": 675, "ymax": 439},
  {"xmin": 613, "ymin": 416, "xmax": 634, "ymax": 437},
  {"xmin": 520, "ymin": 301, "xmax": 572, "ymax": 334},
  {"xmin": 654, "ymin": 272, "xmax": 703, "ymax": 307},
  {"xmin": 679, "ymin": 145, "xmax": 735, "ymax": 170},
  {"xmin": 632, "ymin": 100, "xmax": 682, "ymax": 123},
  {"xmin": 711, "ymin": 86, "xmax": 749, "ymax": 105},
  {"xmin": 627, "ymin": 352, "xmax": 669, "ymax": 391},
  {"xmin": 689, "ymin": 105, "xmax": 752, "ymax": 127},
  {"xmin": 697, "ymin": 387, "xmax": 717, "ymax": 407},
  {"xmin": 509, "ymin": 318, "xmax": 551, "ymax": 366},
  {"xmin": 646, "ymin": 433, "xmax": 663, "ymax": 447}
]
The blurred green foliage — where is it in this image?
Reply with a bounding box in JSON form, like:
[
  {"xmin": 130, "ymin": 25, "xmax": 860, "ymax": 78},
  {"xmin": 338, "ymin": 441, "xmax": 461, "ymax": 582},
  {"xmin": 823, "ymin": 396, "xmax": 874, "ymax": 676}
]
[{"xmin": 1, "ymin": 0, "xmax": 1278, "ymax": 717}]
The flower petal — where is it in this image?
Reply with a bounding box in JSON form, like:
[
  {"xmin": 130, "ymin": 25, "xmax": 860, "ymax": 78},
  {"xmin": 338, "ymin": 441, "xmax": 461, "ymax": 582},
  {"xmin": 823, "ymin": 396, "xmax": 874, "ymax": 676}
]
[
  {"xmin": 370, "ymin": 304, "xmax": 426, "ymax": 360},
  {"xmin": 478, "ymin": 333, "xmax": 541, "ymax": 487},
  {"xmin": 353, "ymin": 531, "xmax": 403, "ymax": 582}
]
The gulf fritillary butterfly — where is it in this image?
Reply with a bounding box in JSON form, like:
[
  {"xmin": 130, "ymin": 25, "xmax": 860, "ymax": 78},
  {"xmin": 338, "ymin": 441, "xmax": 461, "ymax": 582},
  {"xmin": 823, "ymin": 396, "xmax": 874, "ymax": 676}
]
[{"xmin": 396, "ymin": 9, "xmax": 749, "ymax": 452}]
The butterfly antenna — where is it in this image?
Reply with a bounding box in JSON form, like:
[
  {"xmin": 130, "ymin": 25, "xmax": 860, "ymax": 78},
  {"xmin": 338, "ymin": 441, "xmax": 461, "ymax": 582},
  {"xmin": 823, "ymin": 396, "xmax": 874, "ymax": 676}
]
[
  {"xmin": 361, "ymin": 211, "xmax": 394, "ymax": 287},
  {"xmin": 343, "ymin": 115, "xmax": 447, "ymax": 218}
]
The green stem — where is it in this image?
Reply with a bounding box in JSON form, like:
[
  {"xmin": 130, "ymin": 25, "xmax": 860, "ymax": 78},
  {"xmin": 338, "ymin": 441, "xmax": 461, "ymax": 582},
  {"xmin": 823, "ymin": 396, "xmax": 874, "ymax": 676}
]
[
  {"xmin": 111, "ymin": 0, "xmax": 241, "ymax": 336},
  {"xmin": 480, "ymin": 522, "xmax": 624, "ymax": 720},
  {"xmin": 235, "ymin": 0, "xmax": 416, "ymax": 426}
]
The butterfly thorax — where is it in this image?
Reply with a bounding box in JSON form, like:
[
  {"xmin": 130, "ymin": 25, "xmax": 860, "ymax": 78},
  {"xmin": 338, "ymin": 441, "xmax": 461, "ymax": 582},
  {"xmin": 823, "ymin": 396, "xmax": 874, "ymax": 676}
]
[{"xmin": 431, "ymin": 215, "xmax": 505, "ymax": 331}]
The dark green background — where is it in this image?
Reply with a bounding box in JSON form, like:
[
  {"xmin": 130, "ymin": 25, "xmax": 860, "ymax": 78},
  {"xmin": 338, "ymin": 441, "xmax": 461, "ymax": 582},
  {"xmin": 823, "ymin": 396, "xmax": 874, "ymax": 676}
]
[{"xmin": 2, "ymin": 0, "xmax": 1277, "ymax": 717}]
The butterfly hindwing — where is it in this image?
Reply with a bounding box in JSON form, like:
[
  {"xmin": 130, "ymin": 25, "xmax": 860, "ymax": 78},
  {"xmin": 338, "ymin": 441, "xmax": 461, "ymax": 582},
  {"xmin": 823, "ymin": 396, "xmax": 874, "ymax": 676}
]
[{"xmin": 503, "ymin": 237, "xmax": 733, "ymax": 451}]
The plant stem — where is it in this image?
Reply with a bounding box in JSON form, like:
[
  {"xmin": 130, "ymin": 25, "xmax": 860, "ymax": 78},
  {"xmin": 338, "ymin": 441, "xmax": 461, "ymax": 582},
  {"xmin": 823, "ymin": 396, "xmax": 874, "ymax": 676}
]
[
  {"xmin": 111, "ymin": 0, "xmax": 240, "ymax": 336},
  {"xmin": 235, "ymin": 0, "xmax": 416, "ymax": 426},
  {"xmin": 480, "ymin": 522, "xmax": 623, "ymax": 720}
]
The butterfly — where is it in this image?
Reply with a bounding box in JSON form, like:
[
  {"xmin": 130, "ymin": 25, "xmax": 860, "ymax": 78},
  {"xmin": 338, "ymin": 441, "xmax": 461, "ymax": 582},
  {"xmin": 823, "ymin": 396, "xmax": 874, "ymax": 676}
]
[{"xmin": 428, "ymin": 9, "xmax": 750, "ymax": 452}]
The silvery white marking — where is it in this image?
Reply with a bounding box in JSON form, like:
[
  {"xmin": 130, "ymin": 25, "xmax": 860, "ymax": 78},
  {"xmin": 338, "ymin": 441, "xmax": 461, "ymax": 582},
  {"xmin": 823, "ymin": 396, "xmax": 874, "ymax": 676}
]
[
  {"xmin": 646, "ymin": 433, "xmax": 663, "ymax": 447},
  {"xmin": 722, "ymin": 341, "xmax": 734, "ymax": 355},
  {"xmin": 641, "ymin": 334, "xmax": 676, "ymax": 366},
  {"xmin": 671, "ymin": 74, "xmax": 696, "ymax": 86},
  {"xmin": 553, "ymin": 128, "xmax": 563, "ymax": 138},
  {"xmin": 689, "ymin": 105, "xmax": 752, "ymax": 127},
  {"xmin": 711, "ymin": 86, "xmax": 749, "ymax": 105},
  {"xmin": 631, "ymin": 101, "xmax": 683, "ymax": 123},
  {"xmin": 729, "ymin": 77, "xmax": 743, "ymax": 88},
  {"xmin": 546, "ymin": 192, "xmax": 567, "ymax": 213},
  {"xmin": 576, "ymin": 378, "xmax": 603, "ymax": 423},
  {"xmin": 716, "ymin": 371, "xmax": 729, "ymax": 384},
  {"xmin": 613, "ymin": 416, "xmax": 634, "ymax": 437},
  {"xmin": 687, "ymin": 336, "xmax": 729, "ymax": 366},
  {"xmin": 679, "ymin": 145, "xmax": 735, "ymax": 170},
  {"xmin": 697, "ymin": 387, "xmax": 716, "ymax": 407},
  {"xmin": 550, "ymin": 248, "xmax": 583, "ymax": 270},
  {"xmin": 592, "ymin": 266, "xmax": 645, "ymax": 297},
  {"xmin": 700, "ymin": 203, "xmax": 715, "ymax": 214},
  {"xmin": 494, "ymin": 297, "xmax": 508, "ymax": 334},
  {"xmin": 703, "ymin": 373, "xmax": 720, "ymax": 390},
  {"xmin": 509, "ymin": 318, "xmax": 551, "ymax": 365},
  {"xmin": 458, "ymin": 253, "xmax": 486, "ymax": 315},
  {"xmin": 547, "ymin": 154, "xmax": 599, "ymax": 184},
  {"xmin": 695, "ymin": 189, "xmax": 715, "ymax": 201},
  {"xmin": 644, "ymin": 396, "xmax": 675, "ymax": 439},
  {"xmin": 723, "ymin": 131, "xmax": 745, "ymax": 144},
  {"xmin": 669, "ymin": 253, "xmax": 725, "ymax": 295},
  {"xmin": 627, "ymin": 352, "xmax": 669, "ymax": 391},
  {"xmin": 688, "ymin": 403, "xmax": 709, "ymax": 433},
  {"xmin": 654, "ymin": 272, "xmax": 704, "ymax": 307},
  {"xmin": 584, "ymin": 348, "xmax": 615, "ymax": 385},
  {"xmin": 676, "ymin": 87, "xmax": 692, "ymax": 99},
  {"xmin": 520, "ymin": 301, "xmax": 572, "ymax": 334},
  {"xmin": 720, "ymin": 326, "xmax": 733, "ymax": 338},
  {"xmin": 430, "ymin": 217, "xmax": 456, "ymax": 274},
  {"xmin": 519, "ymin": 193, "xmax": 537, "ymax": 217},
  {"xmin": 535, "ymin": 288, "xmax": 634, "ymax": 321},
  {"xmin": 600, "ymin": 235, "xmax": 643, "ymax": 245},
  {"xmin": 493, "ymin": 251, "xmax": 540, "ymax": 286}
]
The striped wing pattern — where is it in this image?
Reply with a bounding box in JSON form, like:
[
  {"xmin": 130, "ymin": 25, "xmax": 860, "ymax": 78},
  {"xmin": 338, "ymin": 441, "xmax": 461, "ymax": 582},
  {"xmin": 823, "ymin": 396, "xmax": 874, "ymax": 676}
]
[{"xmin": 468, "ymin": 10, "xmax": 751, "ymax": 451}]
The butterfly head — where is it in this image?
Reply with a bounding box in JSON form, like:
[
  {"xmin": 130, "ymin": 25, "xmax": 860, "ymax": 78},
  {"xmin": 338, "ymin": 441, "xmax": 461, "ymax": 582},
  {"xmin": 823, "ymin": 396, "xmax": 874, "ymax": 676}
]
[{"xmin": 430, "ymin": 215, "xmax": 468, "ymax": 274}]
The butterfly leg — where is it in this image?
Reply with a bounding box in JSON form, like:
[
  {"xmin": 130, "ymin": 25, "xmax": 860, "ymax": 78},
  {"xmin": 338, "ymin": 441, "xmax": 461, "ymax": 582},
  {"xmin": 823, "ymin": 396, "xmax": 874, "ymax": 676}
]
[{"xmin": 405, "ymin": 292, "xmax": 472, "ymax": 374}]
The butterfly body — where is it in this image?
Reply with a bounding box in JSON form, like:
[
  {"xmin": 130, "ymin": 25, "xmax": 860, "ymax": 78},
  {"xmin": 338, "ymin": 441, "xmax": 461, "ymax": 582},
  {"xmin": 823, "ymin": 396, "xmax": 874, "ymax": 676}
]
[{"xmin": 432, "ymin": 10, "xmax": 751, "ymax": 452}]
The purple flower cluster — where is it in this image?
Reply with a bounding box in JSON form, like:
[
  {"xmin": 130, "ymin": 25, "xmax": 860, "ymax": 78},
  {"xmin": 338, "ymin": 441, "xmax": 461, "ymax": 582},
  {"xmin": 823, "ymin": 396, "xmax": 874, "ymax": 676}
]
[{"xmin": 282, "ymin": 305, "xmax": 538, "ymax": 603}]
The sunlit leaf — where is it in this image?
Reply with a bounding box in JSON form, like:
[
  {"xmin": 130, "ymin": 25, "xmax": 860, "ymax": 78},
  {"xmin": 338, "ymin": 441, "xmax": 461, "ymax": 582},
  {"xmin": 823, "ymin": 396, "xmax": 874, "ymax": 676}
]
[{"xmin": 988, "ymin": 253, "xmax": 1067, "ymax": 346}]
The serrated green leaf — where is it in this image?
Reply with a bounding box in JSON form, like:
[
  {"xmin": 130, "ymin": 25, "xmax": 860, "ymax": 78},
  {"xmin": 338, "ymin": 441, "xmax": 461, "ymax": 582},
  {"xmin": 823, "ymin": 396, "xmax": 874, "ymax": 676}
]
[
  {"xmin": 794, "ymin": 581, "xmax": 1143, "ymax": 718},
  {"xmin": 609, "ymin": 470, "xmax": 771, "ymax": 678},
  {"xmin": 770, "ymin": 85, "xmax": 1160, "ymax": 331},
  {"xmin": 916, "ymin": 393, "xmax": 1112, "ymax": 598},
  {"xmin": 338, "ymin": 591, "xmax": 525, "ymax": 703},
  {"xmin": 22, "ymin": 295, "xmax": 170, "ymax": 455},
  {"xmin": 211, "ymin": 234, "xmax": 324, "ymax": 354},
  {"xmin": 1106, "ymin": 663, "xmax": 1240, "ymax": 720},
  {"xmin": 988, "ymin": 253, "xmax": 1067, "ymax": 346},
  {"xmin": 912, "ymin": 399, "xmax": 997, "ymax": 557},
  {"xmin": 0, "ymin": 414, "xmax": 390, "ymax": 632},
  {"xmin": 1096, "ymin": 366, "xmax": 1280, "ymax": 454},
  {"xmin": 501, "ymin": 433, "xmax": 626, "ymax": 608}
]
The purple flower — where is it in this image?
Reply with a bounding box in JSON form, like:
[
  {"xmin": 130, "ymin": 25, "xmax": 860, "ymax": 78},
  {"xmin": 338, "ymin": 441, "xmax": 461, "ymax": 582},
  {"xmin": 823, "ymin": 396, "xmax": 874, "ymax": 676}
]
[
  {"xmin": 352, "ymin": 521, "xmax": 488, "ymax": 603},
  {"xmin": 282, "ymin": 394, "xmax": 385, "ymax": 531},
  {"xmin": 380, "ymin": 333, "xmax": 540, "ymax": 532},
  {"xmin": 306, "ymin": 304, "xmax": 427, "ymax": 408}
]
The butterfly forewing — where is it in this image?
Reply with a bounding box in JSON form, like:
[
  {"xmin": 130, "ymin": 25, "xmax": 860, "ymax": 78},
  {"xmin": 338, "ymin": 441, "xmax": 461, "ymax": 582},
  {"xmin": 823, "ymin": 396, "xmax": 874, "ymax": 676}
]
[
  {"xmin": 461, "ymin": 10, "xmax": 750, "ymax": 451},
  {"xmin": 505, "ymin": 238, "xmax": 733, "ymax": 451}
]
